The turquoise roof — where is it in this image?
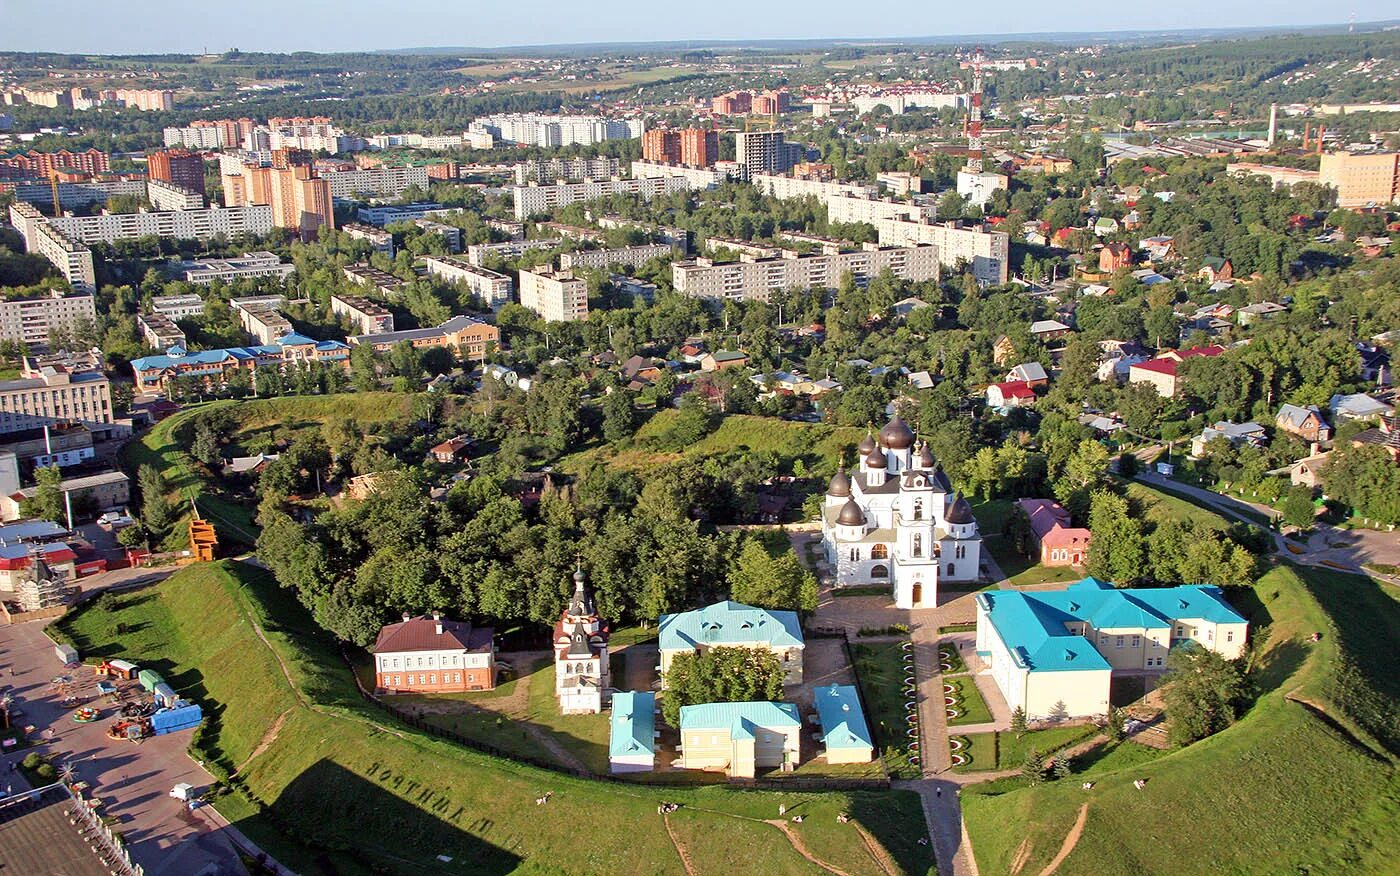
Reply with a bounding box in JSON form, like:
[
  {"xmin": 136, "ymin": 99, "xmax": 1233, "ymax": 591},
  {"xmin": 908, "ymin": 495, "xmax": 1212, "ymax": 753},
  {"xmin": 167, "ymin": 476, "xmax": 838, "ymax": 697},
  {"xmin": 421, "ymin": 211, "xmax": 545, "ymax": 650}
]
[
  {"xmin": 678, "ymin": 701, "xmax": 800, "ymax": 737},
  {"xmin": 813, "ymin": 685, "xmax": 873, "ymax": 751},
  {"xmin": 976, "ymin": 578, "xmax": 1246, "ymax": 674},
  {"xmin": 609, "ymin": 691, "xmax": 656, "ymax": 759},
  {"xmin": 131, "ymin": 337, "xmax": 349, "ymax": 374},
  {"xmin": 658, "ymin": 601, "xmax": 804, "ymax": 652}
]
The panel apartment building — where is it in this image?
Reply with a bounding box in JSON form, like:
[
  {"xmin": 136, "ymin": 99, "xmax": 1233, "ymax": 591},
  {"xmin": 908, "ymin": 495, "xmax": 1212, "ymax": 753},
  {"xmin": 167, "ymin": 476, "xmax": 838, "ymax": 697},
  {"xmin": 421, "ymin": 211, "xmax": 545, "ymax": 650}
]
[
  {"xmin": 671, "ymin": 243, "xmax": 940, "ymax": 302},
  {"xmin": 0, "ymin": 361, "xmax": 114, "ymax": 438},
  {"xmin": 422, "ymin": 256, "xmax": 514, "ymax": 310},
  {"xmin": 558, "ymin": 244, "xmax": 674, "ymax": 271},
  {"xmin": 470, "ymin": 114, "xmax": 643, "ymax": 147},
  {"xmin": 0, "ymin": 289, "xmax": 98, "ymax": 347},
  {"xmin": 519, "ymin": 269, "xmax": 589, "ymax": 322},
  {"xmin": 874, "ymin": 219, "xmax": 1010, "ymax": 285},
  {"xmin": 509, "ymin": 176, "xmax": 687, "ymax": 220},
  {"xmin": 1318, "ymin": 151, "xmax": 1400, "ymax": 208},
  {"xmin": 8, "ymin": 203, "xmax": 96, "ymax": 294},
  {"xmin": 47, "ymin": 205, "xmax": 276, "ymax": 245},
  {"xmin": 320, "ymin": 164, "xmax": 430, "ymax": 199},
  {"xmin": 330, "ymin": 294, "xmax": 394, "ymax": 335},
  {"xmin": 170, "ymin": 251, "xmax": 295, "ymax": 285},
  {"xmin": 512, "ymin": 157, "xmax": 620, "ymax": 184}
]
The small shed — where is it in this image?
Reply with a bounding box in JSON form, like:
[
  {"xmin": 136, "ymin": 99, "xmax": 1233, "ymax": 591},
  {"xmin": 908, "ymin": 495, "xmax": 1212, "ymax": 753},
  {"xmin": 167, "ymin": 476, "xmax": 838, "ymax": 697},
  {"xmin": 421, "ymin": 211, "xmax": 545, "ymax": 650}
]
[
  {"xmin": 152, "ymin": 682, "xmax": 178, "ymax": 709},
  {"xmin": 102, "ymin": 659, "xmax": 139, "ymax": 679},
  {"xmin": 151, "ymin": 703, "xmax": 202, "ymax": 736},
  {"xmin": 609, "ymin": 691, "xmax": 657, "ymax": 774},
  {"xmin": 814, "ymin": 684, "xmax": 875, "ymax": 765},
  {"xmin": 138, "ymin": 669, "xmax": 164, "ymax": 691},
  {"xmin": 54, "ymin": 644, "xmax": 78, "ymax": 666}
]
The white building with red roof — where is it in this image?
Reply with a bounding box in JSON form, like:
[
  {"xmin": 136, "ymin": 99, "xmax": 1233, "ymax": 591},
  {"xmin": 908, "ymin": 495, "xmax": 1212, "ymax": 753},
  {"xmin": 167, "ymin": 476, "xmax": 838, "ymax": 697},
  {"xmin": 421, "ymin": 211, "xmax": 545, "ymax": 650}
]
[
  {"xmin": 1128, "ymin": 345, "xmax": 1225, "ymax": 398},
  {"xmin": 372, "ymin": 612, "xmax": 495, "ymax": 694},
  {"xmin": 554, "ymin": 567, "xmax": 610, "ymax": 714}
]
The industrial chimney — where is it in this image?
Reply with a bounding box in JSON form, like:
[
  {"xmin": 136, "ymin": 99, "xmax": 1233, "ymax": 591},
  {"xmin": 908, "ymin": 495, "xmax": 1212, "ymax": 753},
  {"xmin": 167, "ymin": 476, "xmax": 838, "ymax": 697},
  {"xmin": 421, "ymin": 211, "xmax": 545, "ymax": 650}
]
[{"xmin": 1267, "ymin": 103, "xmax": 1278, "ymax": 148}]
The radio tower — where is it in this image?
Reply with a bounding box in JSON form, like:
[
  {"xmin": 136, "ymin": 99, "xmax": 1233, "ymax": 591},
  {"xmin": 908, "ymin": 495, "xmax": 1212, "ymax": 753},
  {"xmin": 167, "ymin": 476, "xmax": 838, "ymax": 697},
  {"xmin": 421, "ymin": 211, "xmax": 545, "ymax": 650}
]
[{"xmin": 966, "ymin": 48, "xmax": 986, "ymax": 174}]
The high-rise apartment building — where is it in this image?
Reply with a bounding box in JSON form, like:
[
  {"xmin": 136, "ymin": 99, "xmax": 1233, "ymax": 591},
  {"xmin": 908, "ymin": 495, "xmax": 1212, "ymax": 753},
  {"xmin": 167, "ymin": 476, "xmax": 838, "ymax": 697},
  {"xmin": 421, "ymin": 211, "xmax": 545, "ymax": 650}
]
[
  {"xmin": 0, "ymin": 148, "xmax": 110, "ymax": 179},
  {"xmin": 223, "ymin": 162, "xmax": 334, "ymax": 240},
  {"xmin": 469, "ymin": 114, "xmax": 643, "ymax": 147},
  {"xmin": 147, "ymin": 149, "xmax": 206, "ymax": 195},
  {"xmin": 643, "ymin": 130, "xmax": 682, "ymax": 165},
  {"xmin": 680, "ymin": 129, "xmax": 719, "ymax": 168},
  {"xmin": 519, "ymin": 269, "xmax": 589, "ymax": 322},
  {"xmin": 1319, "ymin": 152, "xmax": 1400, "ymax": 208},
  {"xmin": 736, "ymin": 132, "xmax": 804, "ymax": 178},
  {"xmin": 7, "ymin": 203, "xmax": 96, "ymax": 294},
  {"xmin": 711, "ymin": 92, "xmax": 753, "ymax": 115},
  {"xmin": 874, "ymin": 219, "xmax": 1010, "ymax": 285},
  {"xmin": 753, "ymin": 91, "xmax": 792, "ymax": 116}
]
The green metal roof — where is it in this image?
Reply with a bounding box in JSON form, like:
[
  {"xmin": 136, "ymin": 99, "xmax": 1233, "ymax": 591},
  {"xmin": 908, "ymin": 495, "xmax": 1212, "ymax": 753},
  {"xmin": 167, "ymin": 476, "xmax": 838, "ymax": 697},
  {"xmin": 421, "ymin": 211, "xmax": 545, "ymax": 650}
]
[
  {"xmin": 609, "ymin": 691, "xmax": 656, "ymax": 759},
  {"xmin": 678, "ymin": 701, "xmax": 800, "ymax": 736},
  {"xmin": 659, "ymin": 601, "xmax": 804, "ymax": 652},
  {"xmin": 813, "ymin": 684, "xmax": 873, "ymax": 751}
]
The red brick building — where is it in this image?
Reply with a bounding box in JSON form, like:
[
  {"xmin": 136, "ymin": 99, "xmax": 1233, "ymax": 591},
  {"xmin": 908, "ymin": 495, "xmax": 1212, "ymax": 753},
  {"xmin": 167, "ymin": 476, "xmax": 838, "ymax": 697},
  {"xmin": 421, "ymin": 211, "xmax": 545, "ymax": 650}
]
[
  {"xmin": 679, "ymin": 129, "xmax": 718, "ymax": 168},
  {"xmin": 147, "ymin": 149, "xmax": 206, "ymax": 195},
  {"xmin": 1099, "ymin": 242, "xmax": 1132, "ymax": 273},
  {"xmin": 0, "ymin": 148, "xmax": 110, "ymax": 179},
  {"xmin": 1015, "ymin": 498, "xmax": 1091, "ymax": 566},
  {"xmin": 642, "ymin": 130, "xmax": 682, "ymax": 165}
]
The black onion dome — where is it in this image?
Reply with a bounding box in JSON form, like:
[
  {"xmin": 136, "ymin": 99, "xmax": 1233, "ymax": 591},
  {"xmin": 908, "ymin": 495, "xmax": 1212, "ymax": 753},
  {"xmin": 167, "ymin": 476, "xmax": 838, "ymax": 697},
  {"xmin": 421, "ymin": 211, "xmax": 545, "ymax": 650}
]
[
  {"xmin": 946, "ymin": 491, "xmax": 975, "ymax": 525},
  {"xmin": 879, "ymin": 415, "xmax": 915, "ymax": 450},
  {"xmin": 827, "ymin": 469, "xmax": 852, "ymax": 497},
  {"xmin": 837, "ymin": 497, "xmax": 866, "ymax": 526}
]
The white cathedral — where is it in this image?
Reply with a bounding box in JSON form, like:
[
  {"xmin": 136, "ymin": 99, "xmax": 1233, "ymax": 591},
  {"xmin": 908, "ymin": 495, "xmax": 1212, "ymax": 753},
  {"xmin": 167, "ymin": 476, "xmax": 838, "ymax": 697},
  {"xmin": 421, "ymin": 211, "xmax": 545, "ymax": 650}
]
[{"xmin": 821, "ymin": 414, "xmax": 982, "ymax": 609}]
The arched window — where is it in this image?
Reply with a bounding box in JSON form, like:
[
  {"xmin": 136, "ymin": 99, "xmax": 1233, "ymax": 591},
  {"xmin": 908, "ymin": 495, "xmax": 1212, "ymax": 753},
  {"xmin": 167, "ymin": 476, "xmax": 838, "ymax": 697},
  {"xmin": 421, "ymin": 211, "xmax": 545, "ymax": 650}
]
[
  {"xmin": 849, "ymin": 548, "xmax": 860, "ymax": 562},
  {"xmin": 947, "ymin": 563, "xmax": 955, "ymax": 577},
  {"xmin": 870, "ymin": 564, "xmax": 889, "ymax": 579},
  {"xmin": 913, "ymin": 498, "xmax": 924, "ymax": 520},
  {"xmin": 913, "ymin": 534, "xmax": 923, "ymax": 557},
  {"xmin": 871, "ymin": 543, "xmax": 888, "ymax": 560}
]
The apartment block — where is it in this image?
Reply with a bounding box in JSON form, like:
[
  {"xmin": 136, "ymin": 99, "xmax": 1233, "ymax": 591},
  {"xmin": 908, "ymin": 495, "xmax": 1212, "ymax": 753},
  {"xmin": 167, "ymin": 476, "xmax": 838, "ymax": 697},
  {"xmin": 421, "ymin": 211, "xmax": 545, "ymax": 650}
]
[
  {"xmin": 1319, "ymin": 151, "xmax": 1400, "ymax": 207},
  {"xmin": 519, "ymin": 268, "xmax": 589, "ymax": 322},
  {"xmin": 355, "ymin": 202, "xmax": 453, "ymax": 227},
  {"xmin": 630, "ymin": 160, "xmax": 733, "ymax": 191},
  {"xmin": 150, "ymin": 294, "xmax": 206, "ymax": 320},
  {"xmin": 642, "ymin": 130, "xmax": 682, "ymax": 165},
  {"xmin": 232, "ymin": 300, "xmax": 293, "ymax": 345},
  {"xmin": 320, "ymin": 164, "xmax": 430, "ymax": 199},
  {"xmin": 422, "ymin": 256, "xmax": 514, "ymax": 310},
  {"xmin": 680, "ymin": 129, "xmax": 719, "ymax": 168},
  {"xmin": 711, "ymin": 92, "xmax": 752, "ymax": 115},
  {"xmin": 465, "ymin": 239, "xmax": 563, "ymax": 267},
  {"xmin": 342, "ymin": 264, "xmax": 408, "ymax": 297},
  {"xmin": 0, "ymin": 288, "xmax": 98, "ymax": 348},
  {"xmin": 412, "ymin": 219, "xmax": 463, "ymax": 253},
  {"xmin": 559, "ymin": 244, "xmax": 673, "ymax": 271},
  {"xmin": 0, "ymin": 148, "xmax": 109, "ymax": 178},
  {"xmin": 138, "ymin": 312, "xmax": 186, "ymax": 349},
  {"xmin": 751, "ymin": 174, "xmax": 873, "ymax": 201},
  {"xmin": 146, "ymin": 179, "xmax": 205, "ymax": 211},
  {"xmin": 8, "ymin": 203, "xmax": 95, "ymax": 294},
  {"xmin": 5, "ymin": 177, "xmax": 147, "ymax": 210},
  {"xmin": 736, "ymin": 132, "xmax": 804, "ymax": 177},
  {"xmin": 46, "ymin": 205, "xmax": 275, "ymax": 245},
  {"xmin": 826, "ymin": 194, "xmax": 934, "ymax": 225},
  {"xmin": 330, "ymin": 294, "xmax": 394, "ymax": 335},
  {"xmin": 341, "ymin": 222, "xmax": 395, "ymax": 257},
  {"xmin": 508, "ymin": 176, "xmax": 687, "ymax": 220},
  {"xmin": 146, "ymin": 149, "xmax": 206, "ymax": 194},
  {"xmin": 512, "ymin": 156, "xmax": 621, "ymax": 184},
  {"xmin": 222, "ymin": 162, "xmax": 334, "ymax": 240},
  {"xmin": 672, "ymin": 243, "xmax": 940, "ymax": 302},
  {"xmin": 171, "ymin": 251, "xmax": 295, "ymax": 285},
  {"xmin": 874, "ymin": 219, "xmax": 1011, "ymax": 285},
  {"xmin": 470, "ymin": 114, "xmax": 642, "ymax": 148},
  {"xmin": 0, "ymin": 361, "xmax": 113, "ymax": 437}
]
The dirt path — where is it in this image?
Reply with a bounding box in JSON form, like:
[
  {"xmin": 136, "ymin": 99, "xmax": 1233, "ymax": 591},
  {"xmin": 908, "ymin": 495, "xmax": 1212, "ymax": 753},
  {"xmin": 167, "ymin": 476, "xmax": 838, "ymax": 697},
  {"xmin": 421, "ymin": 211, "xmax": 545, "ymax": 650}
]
[
  {"xmin": 1034, "ymin": 803, "xmax": 1088, "ymax": 876},
  {"xmin": 232, "ymin": 708, "xmax": 289, "ymax": 775},
  {"xmin": 767, "ymin": 821, "xmax": 852, "ymax": 876},
  {"xmin": 1009, "ymin": 837, "xmax": 1032, "ymax": 875},
  {"xmin": 663, "ymin": 814, "xmax": 698, "ymax": 876},
  {"xmin": 852, "ymin": 823, "xmax": 899, "ymax": 876}
]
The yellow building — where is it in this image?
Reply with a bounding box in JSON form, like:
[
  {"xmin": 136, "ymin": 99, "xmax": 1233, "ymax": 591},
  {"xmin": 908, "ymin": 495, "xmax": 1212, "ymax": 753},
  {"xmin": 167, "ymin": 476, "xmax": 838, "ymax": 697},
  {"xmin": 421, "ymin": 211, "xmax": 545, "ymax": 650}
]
[
  {"xmin": 223, "ymin": 162, "xmax": 334, "ymax": 240},
  {"xmin": 678, "ymin": 701, "xmax": 801, "ymax": 778},
  {"xmin": 658, "ymin": 601, "xmax": 805, "ymax": 686},
  {"xmin": 1319, "ymin": 152, "xmax": 1400, "ymax": 208},
  {"xmin": 975, "ymin": 577, "xmax": 1248, "ymax": 722}
]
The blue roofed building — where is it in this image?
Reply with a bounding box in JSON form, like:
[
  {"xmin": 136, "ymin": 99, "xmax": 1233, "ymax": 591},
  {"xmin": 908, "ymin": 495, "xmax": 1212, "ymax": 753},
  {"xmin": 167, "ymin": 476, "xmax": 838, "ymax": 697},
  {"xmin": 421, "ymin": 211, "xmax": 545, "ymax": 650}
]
[
  {"xmin": 974, "ymin": 577, "xmax": 1248, "ymax": 721},
  {"xmin": 658, "ymin": 600, "xmax": 805, "ymax": 685},
  {"xmin": 609, "ymin": 690, "xmax": 656, "ymax": 773},
  {"xmin": 813, "ymin": 684, "xmax": 874, "ymax": 764},
  {"xmin": 130, "ymin": 334, "xmax": 351, "ymax": 393},
  {"xmin": 678, "ymin": 701, "xmax": 801, "ymax": 778}
]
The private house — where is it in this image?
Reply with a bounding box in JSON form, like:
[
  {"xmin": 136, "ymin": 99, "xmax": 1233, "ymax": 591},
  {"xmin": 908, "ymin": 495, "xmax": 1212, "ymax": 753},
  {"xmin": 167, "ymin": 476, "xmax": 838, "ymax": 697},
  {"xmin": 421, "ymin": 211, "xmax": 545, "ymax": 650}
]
[
  {"xmin": 1014, "ymin": 498, "xmax": 1091, "ymax": 567},
  {"xmin": 821, "ymin": 416, "xmax": 982, "ymax": 608},
  {"xmin": 658, "ymin": 601, "xmax": 805, "ymax": 685},
  {"xmin": 1128, "ymin": 345, "xmax": 1225, "ymax": 398},
  {"xmin": 1357, "ymin": 343, "xmax": 1391, "ymax": 385},
  {"xmin": 1351, "ymin": 415, "xmax": 1400, "ymax": 463},
  {"xmin": 892, "ymin": 296, "xmax": 931, "ymax": 318},
  {"xmin": 975, "ymin": 577, "xmax": 1249, "ymax": 721},
  {"xmin": 553, "ymin": 568, "xmax": 610, "ymax": 714},
  {"xmin": 1029, "ymin": 319, "xmax": 1072, "ymax": 344},
  {"xmin": 992, "ymin": 335, "xmax": 1018, "ymax": 366},
  {"xmin": 429, "ymin": 436, "xmax": 472, "ymax": 465},
  {"xmin": 1189, "ymin": 421, "xmax": 1267, "ymax": 459},
  {"xmin": 1237, "ymin": 301, "xmax": 1288, "ymax": 327},
  {"xmin": 1007, "ymin": 362, "xmax": 1049, "ymax": 388},
  {"xmin": 621, "ymin": 355, "xmax": 663, "ymax": 383},
  {"xmin": 813, "ymin": 684, "xmax": 874, "ymax": 764},
  {"xmin": 678, "ymin": 701, "xmax": 801, "ymax": 778},
  {"xmin": 987, "ymin": 380, "xmax": 1037, "ymax": 408},
  {"xmin": 1289, "ymin": 453, "xmax": 1330, "ymax": 489},
  {"xmin": 222, "ymin": 453, "xmax": 280, "ymax": 478},
  {"xmin": 372, "ymin": 612, "xmax": 496, "ymax": 694},
  {"xmin": 1139, "ymin": 235, "xmax": 1175, "ymax": 262},
  {"xmin": 1276, "ymin": 404, "xmax": 1331, "ymax": 443},
  {"xmin": 609, "ymin": 691, "xmax": 657, "ymax": 773},
  {"xmin": 1198, "ymin": 256, "xmax": 1233, "ymax": 283},
  {"xmin": 1092, "ymin": 217, "xmax": 1120, "ymax": 237},
  {"xmin": 1098, "ymin": 242, "xmax": 1132, "ymax": 273},
  {"xmin": 700, "ymin": 350, "xmax": 749, "ymax": 372},
  {"xmin": 1329, "ymin": 393, "xmax": 1394, "ymax": 422}
]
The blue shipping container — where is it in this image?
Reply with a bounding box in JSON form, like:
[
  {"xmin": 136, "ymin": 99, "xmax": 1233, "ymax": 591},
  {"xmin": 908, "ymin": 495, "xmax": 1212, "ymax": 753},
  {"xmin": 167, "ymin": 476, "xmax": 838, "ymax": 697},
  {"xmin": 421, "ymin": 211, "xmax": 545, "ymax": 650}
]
[{"xmin": 151, "ymin": 703, "xmax": 202, "ymax": 736}]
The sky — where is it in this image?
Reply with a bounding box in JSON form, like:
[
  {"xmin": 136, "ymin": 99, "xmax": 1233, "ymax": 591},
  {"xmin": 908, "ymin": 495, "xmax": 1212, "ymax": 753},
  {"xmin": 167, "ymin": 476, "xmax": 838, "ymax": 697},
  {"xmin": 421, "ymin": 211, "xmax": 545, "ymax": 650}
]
[{"xmin": 3, "ymin": 1, "xmax": 1395, "ymax": 54}]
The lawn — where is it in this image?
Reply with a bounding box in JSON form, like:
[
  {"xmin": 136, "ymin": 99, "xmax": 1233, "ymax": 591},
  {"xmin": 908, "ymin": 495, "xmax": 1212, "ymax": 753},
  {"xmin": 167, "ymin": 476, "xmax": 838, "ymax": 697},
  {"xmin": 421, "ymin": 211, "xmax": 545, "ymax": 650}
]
[
  {"xmin": 121, "ymin": 393, "xmax": 411, "ymax": 550},
  {"xmin": 936, "ymin": 643, "xmax": 966, "ymax": 675},
  {"xmin": 952, "ymin": 726, "xmax": 1097, "ymax": 773},
  {"xmin": 850, "ymin": 642, "xmax": 921, "ymax": 779},
  {"xmin": 962, "ymin": 563, "xmax": 1400, "ymax": 876},
  {"xmin": 944, "ymin": 677, "xmax": 994, "ymax": 727},
  {"xmin": 951, "ymin": 734, "xmax": 995, "ymax": 772},
  {"xmin": 55, "ymin": 561, "xmax": 935, "ymax": 876},
  {"xmin": 1125, "ymin": 481, "xmax": 1253, "ymax": 532}
]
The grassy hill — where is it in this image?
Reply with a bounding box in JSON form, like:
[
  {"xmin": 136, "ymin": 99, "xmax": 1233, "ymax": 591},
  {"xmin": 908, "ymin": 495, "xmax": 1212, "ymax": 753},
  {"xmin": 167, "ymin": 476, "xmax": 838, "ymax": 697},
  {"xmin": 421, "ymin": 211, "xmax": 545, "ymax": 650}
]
[
  {"xmin": 55, "ymin": 562, "xmax": 933, "ymax": 876},
  {"xmin": 961, "ymin": 562, "xmax": 1400, "ymax": 875},
  {"xmin": 121, "ymin": 394, "xmax": 412, "ymax": 549},
  {"xmin": 559, "ymin": 411, "xmax": 863, "ymax": 477}
]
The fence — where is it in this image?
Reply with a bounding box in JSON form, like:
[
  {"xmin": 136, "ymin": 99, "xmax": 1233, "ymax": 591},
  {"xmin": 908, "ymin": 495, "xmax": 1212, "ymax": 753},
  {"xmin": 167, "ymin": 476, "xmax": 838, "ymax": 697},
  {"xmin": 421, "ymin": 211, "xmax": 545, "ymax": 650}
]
[
  {"xmin": 0, "ymin": 782, "xmax": 143, "ymax": 876},
  {"xmin": 343, "ymin": 649, "xmax": 890, "ymax": 792}
]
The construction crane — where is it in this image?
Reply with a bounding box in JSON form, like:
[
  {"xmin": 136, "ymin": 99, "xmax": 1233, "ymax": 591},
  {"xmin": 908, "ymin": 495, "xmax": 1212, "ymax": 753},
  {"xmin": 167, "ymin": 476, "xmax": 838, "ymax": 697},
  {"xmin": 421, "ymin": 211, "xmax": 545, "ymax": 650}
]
[{"xmin": 48, "ymin": 169, "xmax": 61, "ymax": 218}]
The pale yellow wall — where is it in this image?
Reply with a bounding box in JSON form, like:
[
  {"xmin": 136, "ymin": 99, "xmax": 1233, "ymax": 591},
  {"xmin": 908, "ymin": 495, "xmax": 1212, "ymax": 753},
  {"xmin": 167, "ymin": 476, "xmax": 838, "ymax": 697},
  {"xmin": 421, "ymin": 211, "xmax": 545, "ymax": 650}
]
[
  {"xmin": 680, "ymin": 725, "xmax": 799, "ymax": 776},
  {"xmin": 1024, "ymin": 668, "xmax": 1112, "ymax": 720},
  {"xmin": 1091, "ymin": 626, "xmax": 1172, "ymax": 670},
  {"xmin": 825, "ymin": 744, "xmax": 874, "ymax": 765},
  {"xmin": 681, "ymin": 729, "xmax": 734, "ymax": 770},
  {"xmin": 1130, "ymin": 367, "xmax": 1177, "ymax": 398}
]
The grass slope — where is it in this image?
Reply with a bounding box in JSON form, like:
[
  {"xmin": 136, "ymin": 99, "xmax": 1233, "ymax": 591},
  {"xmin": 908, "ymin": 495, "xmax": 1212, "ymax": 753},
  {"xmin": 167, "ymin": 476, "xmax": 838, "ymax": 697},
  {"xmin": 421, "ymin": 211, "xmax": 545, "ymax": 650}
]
[
  {"xmin": 56, "ymin": 562, "xmax": 934, "ymax": 876},
  {"xmin": 121, "ymin": 394, "xmax": 411, "ymax": 549},
  {"xmin": 962, "ymin": 564, "xmax": 1400, "ymax": 875}
]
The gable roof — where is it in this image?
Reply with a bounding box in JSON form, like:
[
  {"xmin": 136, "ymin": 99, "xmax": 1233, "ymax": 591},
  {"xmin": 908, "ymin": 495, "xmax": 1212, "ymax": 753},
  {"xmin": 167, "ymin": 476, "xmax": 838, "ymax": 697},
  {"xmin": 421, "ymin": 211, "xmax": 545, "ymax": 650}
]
[
  {"xmin": 990, "ymin": 380, "xmax": 1036, "ymax": 400},
  {"xmin": 609, "ymin": 691, "xmax": 656, "ymax": 759},
  {"xmin": 679, "ymin": 701, "xmax": 801, "ymax": 734},
  {"xmin": 814, "ymin": 685, "xmax": 874, "ymax": 751},
  {"xmin": 1029, "ymin": 319, "xmax": 1071, "ymax": 335},
  {"xmin": 1009, "ymin": 362, "xmax": 1048, "ymax": 382},
  {"xmin": 1276, "ymin": 403, "xmax": 1322, "ymax": 429},
  {"xmin": 658, "ymin": 601, "xmax": 804, "ymax": 652}
]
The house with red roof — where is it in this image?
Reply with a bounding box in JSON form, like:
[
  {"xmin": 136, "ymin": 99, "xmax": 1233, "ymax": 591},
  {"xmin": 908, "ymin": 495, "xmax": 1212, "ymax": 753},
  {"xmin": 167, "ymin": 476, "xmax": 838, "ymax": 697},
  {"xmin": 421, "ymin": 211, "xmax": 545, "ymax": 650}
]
[
  {"xmin": 1014, "ymin": 499, "xmax": 1091, "ymax": 566},
  {"xmin": 1099, "ymin": 242, "xmax": 1133, "ymax": 273},
  {"xmin": 1128, "ymin": 345, "xmax": 1226, "ymax": 398},
  {"xmin": 372, "ymin": 612, "xmax": 496, "ymax": 694},
  {"xmin": 987, "ymin": 380, "xmax": 1038, "ymax": 408}
]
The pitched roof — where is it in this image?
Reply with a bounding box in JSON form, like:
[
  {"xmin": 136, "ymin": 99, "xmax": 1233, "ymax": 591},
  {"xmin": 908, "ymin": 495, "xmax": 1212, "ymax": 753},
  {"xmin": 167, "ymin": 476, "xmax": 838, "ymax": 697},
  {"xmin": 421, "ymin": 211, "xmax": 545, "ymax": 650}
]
[
  {"xmin": 1009, "ymin": 362, "xmax": 1048, "ymax": 382},
  {"xmin": 990, "ymin": 380, "xmax": 1036, "ymax": 400},
  {"xmin": 658, "ymin": 601, "xmax": 804, "ymax": 652},
  {"xmin": 372, "ymin": 615, "xmax": 493, "ymax": 654},
  {"xmin": 1276, "ymin": 404, "xmax": 1322, "ymax": 429},
  {"xmin": 678, "ymin": 701, "xmax": 801, "ymax": 734},
  {"xmin": 814, "ymin": 684, "xmax": 873, "ymax": 751},
  {"xmin": 1029, "ymin": 319, "xmax": 1071, "ymax": 335},
  {"xmin": 610, "ymin": 691, "xmax": 656, "ymax": 759}
]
